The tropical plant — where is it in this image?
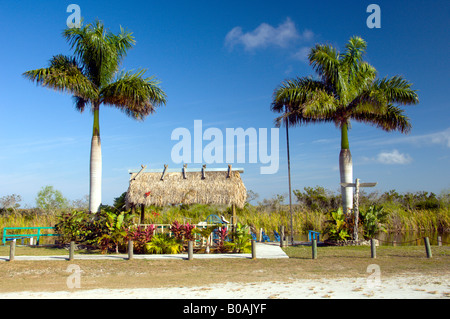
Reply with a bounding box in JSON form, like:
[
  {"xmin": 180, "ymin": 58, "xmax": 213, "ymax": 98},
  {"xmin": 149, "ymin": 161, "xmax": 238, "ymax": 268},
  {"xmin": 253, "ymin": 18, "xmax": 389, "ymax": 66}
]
[
  {"xmin": 216, "ymin": 226, "xmax": 229, "ymax": 253},
  {"xmin": 97, "ymin": 211, "xmax": 134, "ymax": 253},
  {"xmin": 54, "ymin": 210, "xmax": 91, "ymax": 243},
  {"xmin": 271, "ymin": 36, "xmax": 419, "ymax": 214},
  {"xmin": 127, "ymin": 225, "xmax": 155, "ymax": 254},
  {"xmin": 359, "ymin": 205, "xmax": 388, "ymax": 239},
  {"xmin": 144, "ymin": 233, "xmax": 182, "ymax": 254},
  {"xmin": 24, "ymin": 20, "xmax": 167, "ymax": 213},
  {"xmin": 323, "ymin": 208, "xmax": 351, "ymax": 241},
  {"xmin": 224, "ymin": 223, "xmax": 252, "ymax": 253}
]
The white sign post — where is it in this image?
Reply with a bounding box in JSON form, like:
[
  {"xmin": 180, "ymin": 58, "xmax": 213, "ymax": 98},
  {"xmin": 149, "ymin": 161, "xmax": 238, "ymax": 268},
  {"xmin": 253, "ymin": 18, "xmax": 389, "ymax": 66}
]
[{"xmin": 340, "ymin": 179, "xmax": 377, "ymax": 241}]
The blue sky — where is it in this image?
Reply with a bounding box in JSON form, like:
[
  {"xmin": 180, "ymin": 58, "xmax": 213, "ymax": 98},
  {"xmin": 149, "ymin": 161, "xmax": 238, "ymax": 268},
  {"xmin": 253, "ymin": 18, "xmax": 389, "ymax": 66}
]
[{"xmin": 0, "ymin": 0, "xmax": 449, "ymax": 207}]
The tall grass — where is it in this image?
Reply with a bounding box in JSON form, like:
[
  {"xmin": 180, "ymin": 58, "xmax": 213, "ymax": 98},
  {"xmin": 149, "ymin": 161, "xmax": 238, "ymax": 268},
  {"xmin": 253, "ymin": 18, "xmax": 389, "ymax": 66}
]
[
  {"xmin": 0, "ymin": 213, "xmax": 57, "ymax": 230},
  {"xmin": 384, "ymin": 208, "xmax": 450, "ymax": 233}
]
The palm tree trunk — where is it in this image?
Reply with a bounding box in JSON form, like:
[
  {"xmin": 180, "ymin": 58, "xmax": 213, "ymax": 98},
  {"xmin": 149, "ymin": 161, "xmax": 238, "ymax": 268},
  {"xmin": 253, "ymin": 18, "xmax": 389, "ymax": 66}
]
[
  {"xmin": 89, "ymin": 104, "xmax": 102, "ymax": 213},
  {"xmin": 339, "ymin": 122, "xmax": 353, "ymax": 214}
]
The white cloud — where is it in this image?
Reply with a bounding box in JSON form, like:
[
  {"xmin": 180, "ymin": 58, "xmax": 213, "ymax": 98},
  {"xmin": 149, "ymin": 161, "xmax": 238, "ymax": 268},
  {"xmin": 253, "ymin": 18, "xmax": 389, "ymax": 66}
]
[
  {"xmin": 292, "ymin": 46, "xmax": 310, "ymax": 62},
  {"xmin": 368, "ymin": 127, "xmax": 450, "ymax": 148},
  {"xmin": 225, "ymin": 18, "xmax": 300, "ymax": 51},
  {"xmin": 299, "ymin": 29, "xmax": 314, "ymax": 41},
  {"xmin": 376, "ymin": 149, "xmax": 412, "ymax": 165},
  {"xmin": 421, "ymin": 128, "xmax": 450, "ymax": 148}
]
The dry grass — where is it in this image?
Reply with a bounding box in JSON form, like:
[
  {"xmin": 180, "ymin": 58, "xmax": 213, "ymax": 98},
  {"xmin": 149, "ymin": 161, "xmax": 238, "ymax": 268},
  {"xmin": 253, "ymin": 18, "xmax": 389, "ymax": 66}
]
[
  {"xmin": 126, "ymin": 170, "xmax": 247, "ymax": 209},
  {"xmin": 0, "ymin": 245, "xmax": 448, "ymax": 293}
]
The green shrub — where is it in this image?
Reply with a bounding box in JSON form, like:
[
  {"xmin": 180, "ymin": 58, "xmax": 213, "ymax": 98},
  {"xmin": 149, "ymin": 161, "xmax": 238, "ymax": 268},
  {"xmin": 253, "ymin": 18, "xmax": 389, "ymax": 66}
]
[
  {"xmin": 323, "ymin": 208, "xmax": 351, "ymax": 241},
  {"xmin": 145, "ymin": 233, "xmax": 182, "ymax": 254},
  {"xmin": 360, "ymin": 205, "xmax": 388, "ymax": 239},
  {"xmin": 224, "ymin": 223, "xmax": 252, "ymax": 253}
]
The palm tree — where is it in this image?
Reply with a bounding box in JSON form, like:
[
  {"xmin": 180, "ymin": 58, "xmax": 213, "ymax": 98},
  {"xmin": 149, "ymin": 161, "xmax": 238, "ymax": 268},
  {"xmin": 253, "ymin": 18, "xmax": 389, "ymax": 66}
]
[
  {"xmin": 272, "ymin": 36, "xmax": 418, "ymax": 214},
  {"xmin": 24, "ymin": 21, "xmax": 167, "ymax": 212}
]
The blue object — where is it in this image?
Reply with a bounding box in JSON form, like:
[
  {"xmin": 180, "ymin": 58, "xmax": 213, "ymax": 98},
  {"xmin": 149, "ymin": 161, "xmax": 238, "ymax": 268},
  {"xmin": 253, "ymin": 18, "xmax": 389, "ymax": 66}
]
[
  {"xmin": 251, "ymin": 233, "xmax": 257, "ymax": 241},
  {"xmin": 261, "ymin": 230, "xmax": 271, "ymax": 242},
  {"xmin": 273, "ymin": 230, "xmax": 281, "ymax": 242},
  {"xmin": 308, "ymin": 230, "xmax": 321, "ymax": 242},
  {"xmin": 205, "ymin": 214, "xmax": 227, "ymax": 224},
  {"xmin": 2, "ymin": 227, "xmax": 59, "ymax": 245}
]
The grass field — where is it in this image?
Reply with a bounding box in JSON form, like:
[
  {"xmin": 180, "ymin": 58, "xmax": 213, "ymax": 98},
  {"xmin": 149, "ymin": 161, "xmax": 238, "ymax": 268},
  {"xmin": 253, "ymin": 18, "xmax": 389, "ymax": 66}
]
[{"xmin": 0, "ymin": 245, "xmax": 448, "ymax": 293}]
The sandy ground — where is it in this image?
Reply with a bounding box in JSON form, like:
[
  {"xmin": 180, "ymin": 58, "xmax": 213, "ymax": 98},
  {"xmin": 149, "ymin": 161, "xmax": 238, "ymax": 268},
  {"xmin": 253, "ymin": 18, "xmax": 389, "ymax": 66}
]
[{"xmin": 0, "ymin": 274, "xmax": 448, "ymax": 299}]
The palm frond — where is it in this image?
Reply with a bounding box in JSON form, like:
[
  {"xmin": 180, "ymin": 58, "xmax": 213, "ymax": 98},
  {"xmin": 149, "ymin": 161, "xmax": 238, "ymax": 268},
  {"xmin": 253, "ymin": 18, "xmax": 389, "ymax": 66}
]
[
  {"xmin": 63, "ymin": 20, "xmax": 135, "ymax": 87},
  {"xmin": 340, "ymin": 36, "xmax": 367, "ymax": 67},
  {"xmin": 72, "ymin": 96, "xmax": 89, "ymax": 113},
  {"xmin": 100, "ymin": 69, "xmax": 167, "ymax": 120},
  {"xmin": 271, "ymin": 77, "xmax": 338, "ymax": 127},
  {"xmin": 373, "ymin": 76, "xmax": 419, "ymax": 105},
  {"xmin": 308, "ymin": 44, "xmax": 341, "ymax": 89},
  {"xmin": 271, "ymin": 77, "xmax": 326, "ymax": 113},
  {"xmin": 23, "ymin": 54, "xmax": 98, "ymax": 100},
  {"xmin": 352, "ymin": 104, "xmax": 412, "ymax": 133}
]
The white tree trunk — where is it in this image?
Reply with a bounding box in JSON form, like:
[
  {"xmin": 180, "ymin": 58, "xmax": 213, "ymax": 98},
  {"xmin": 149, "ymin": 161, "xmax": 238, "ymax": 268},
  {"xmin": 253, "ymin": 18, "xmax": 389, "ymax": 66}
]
[
  {"xmin": 339, "ymin": 149, "xmax": 353, "ymax": 214},
  {"xmin": 89, "ymin": 135, "xmax": 102, "ymax": 213}
]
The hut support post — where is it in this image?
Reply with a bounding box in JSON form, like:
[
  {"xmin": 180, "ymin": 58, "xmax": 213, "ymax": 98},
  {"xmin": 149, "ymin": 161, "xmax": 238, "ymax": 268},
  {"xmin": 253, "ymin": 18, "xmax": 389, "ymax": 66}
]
[
  {"xmin": 232, "ymin": 203, "xmax": 237, "ymax": 232},
  {"xmin": 140, "ymin": 204, "xmax": 145, "ymax": 224}
]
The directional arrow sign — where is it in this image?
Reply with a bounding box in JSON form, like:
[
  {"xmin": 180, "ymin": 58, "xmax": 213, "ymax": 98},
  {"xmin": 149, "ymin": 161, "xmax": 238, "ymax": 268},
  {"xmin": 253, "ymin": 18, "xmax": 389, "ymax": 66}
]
[{"xmin": 340, "ymin": 182, "xmax": 377, "ymax": 188}]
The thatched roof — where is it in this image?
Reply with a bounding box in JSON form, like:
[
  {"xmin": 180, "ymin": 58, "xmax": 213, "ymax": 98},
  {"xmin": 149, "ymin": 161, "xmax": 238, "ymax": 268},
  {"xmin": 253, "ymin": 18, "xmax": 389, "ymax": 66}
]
[{"xmin": 125, "ymin": 166, "xmax": 247, "ymax": 208}]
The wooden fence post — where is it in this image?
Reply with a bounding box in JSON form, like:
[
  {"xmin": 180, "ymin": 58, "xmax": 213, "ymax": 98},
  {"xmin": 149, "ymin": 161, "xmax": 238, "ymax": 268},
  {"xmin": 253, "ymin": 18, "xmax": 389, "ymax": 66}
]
[
  {"xmin": 9, "ymin": 239, "xmax": 16, "ymax": 262},
  {"xmin": 188, "ymin": 241, "xmax": 194, "ymax": 260},
  {"xmin": 69, "ymin": 241, "xmax": 75, "ymax": 261},
  {"xmin": 370, "ymin": 238, "xmax": 376, "ymax": 259},
  {"xmin": 251, "ymin": 240, "xmax": 256, "ymax": 259},
  {"xmin": 424, "ymin": 237, "xmax": 432, "ymax": 258},
  {"xmin": 280, "ymin": 226, "xmax": 285, "ymax": 248},
  {"xmin": 128, "ymin": 240, "xmax": 134, "ymax": 260},
  {"xmin": 312, "ymin": 238, "xmax": 317, "ymax": 259}
]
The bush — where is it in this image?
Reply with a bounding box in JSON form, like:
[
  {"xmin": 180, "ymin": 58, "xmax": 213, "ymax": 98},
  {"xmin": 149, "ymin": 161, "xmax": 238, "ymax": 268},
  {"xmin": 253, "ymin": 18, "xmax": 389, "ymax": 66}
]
[
  {"xmin": 170, "ymin": 220, "xmax": 195, "ymax": 244},
  {"xmin": 145, "ymin": 233, "xmax": 182, "ymax": 254},
  {"xmin": 54, "ymin": 211, "xmax": 92, "ymax": 243},
  {"xmin": 127, "ymin": 225, "xmax": 155, "ymax": 254},
  {"xmin": 223, "ymin": 223, "xmax": 252, "ymax": 253},
  {"xmin": 323, "ymin": 208, "xmax": 351, "ymax": 241},
  {"xmin": 359, "ymin": 205, "xmax": 388, "ymax": 239},
  {"xmin": 54, "ymin": 209, "xmax": 135, "ymax": 252}
]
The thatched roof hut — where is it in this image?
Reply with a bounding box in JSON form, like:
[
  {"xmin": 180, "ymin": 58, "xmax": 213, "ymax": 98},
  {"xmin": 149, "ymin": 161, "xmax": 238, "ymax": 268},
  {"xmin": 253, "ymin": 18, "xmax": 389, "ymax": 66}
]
[{"xmin": 125, "ymin": 165, "xmax": 247, "ymax": 209}]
